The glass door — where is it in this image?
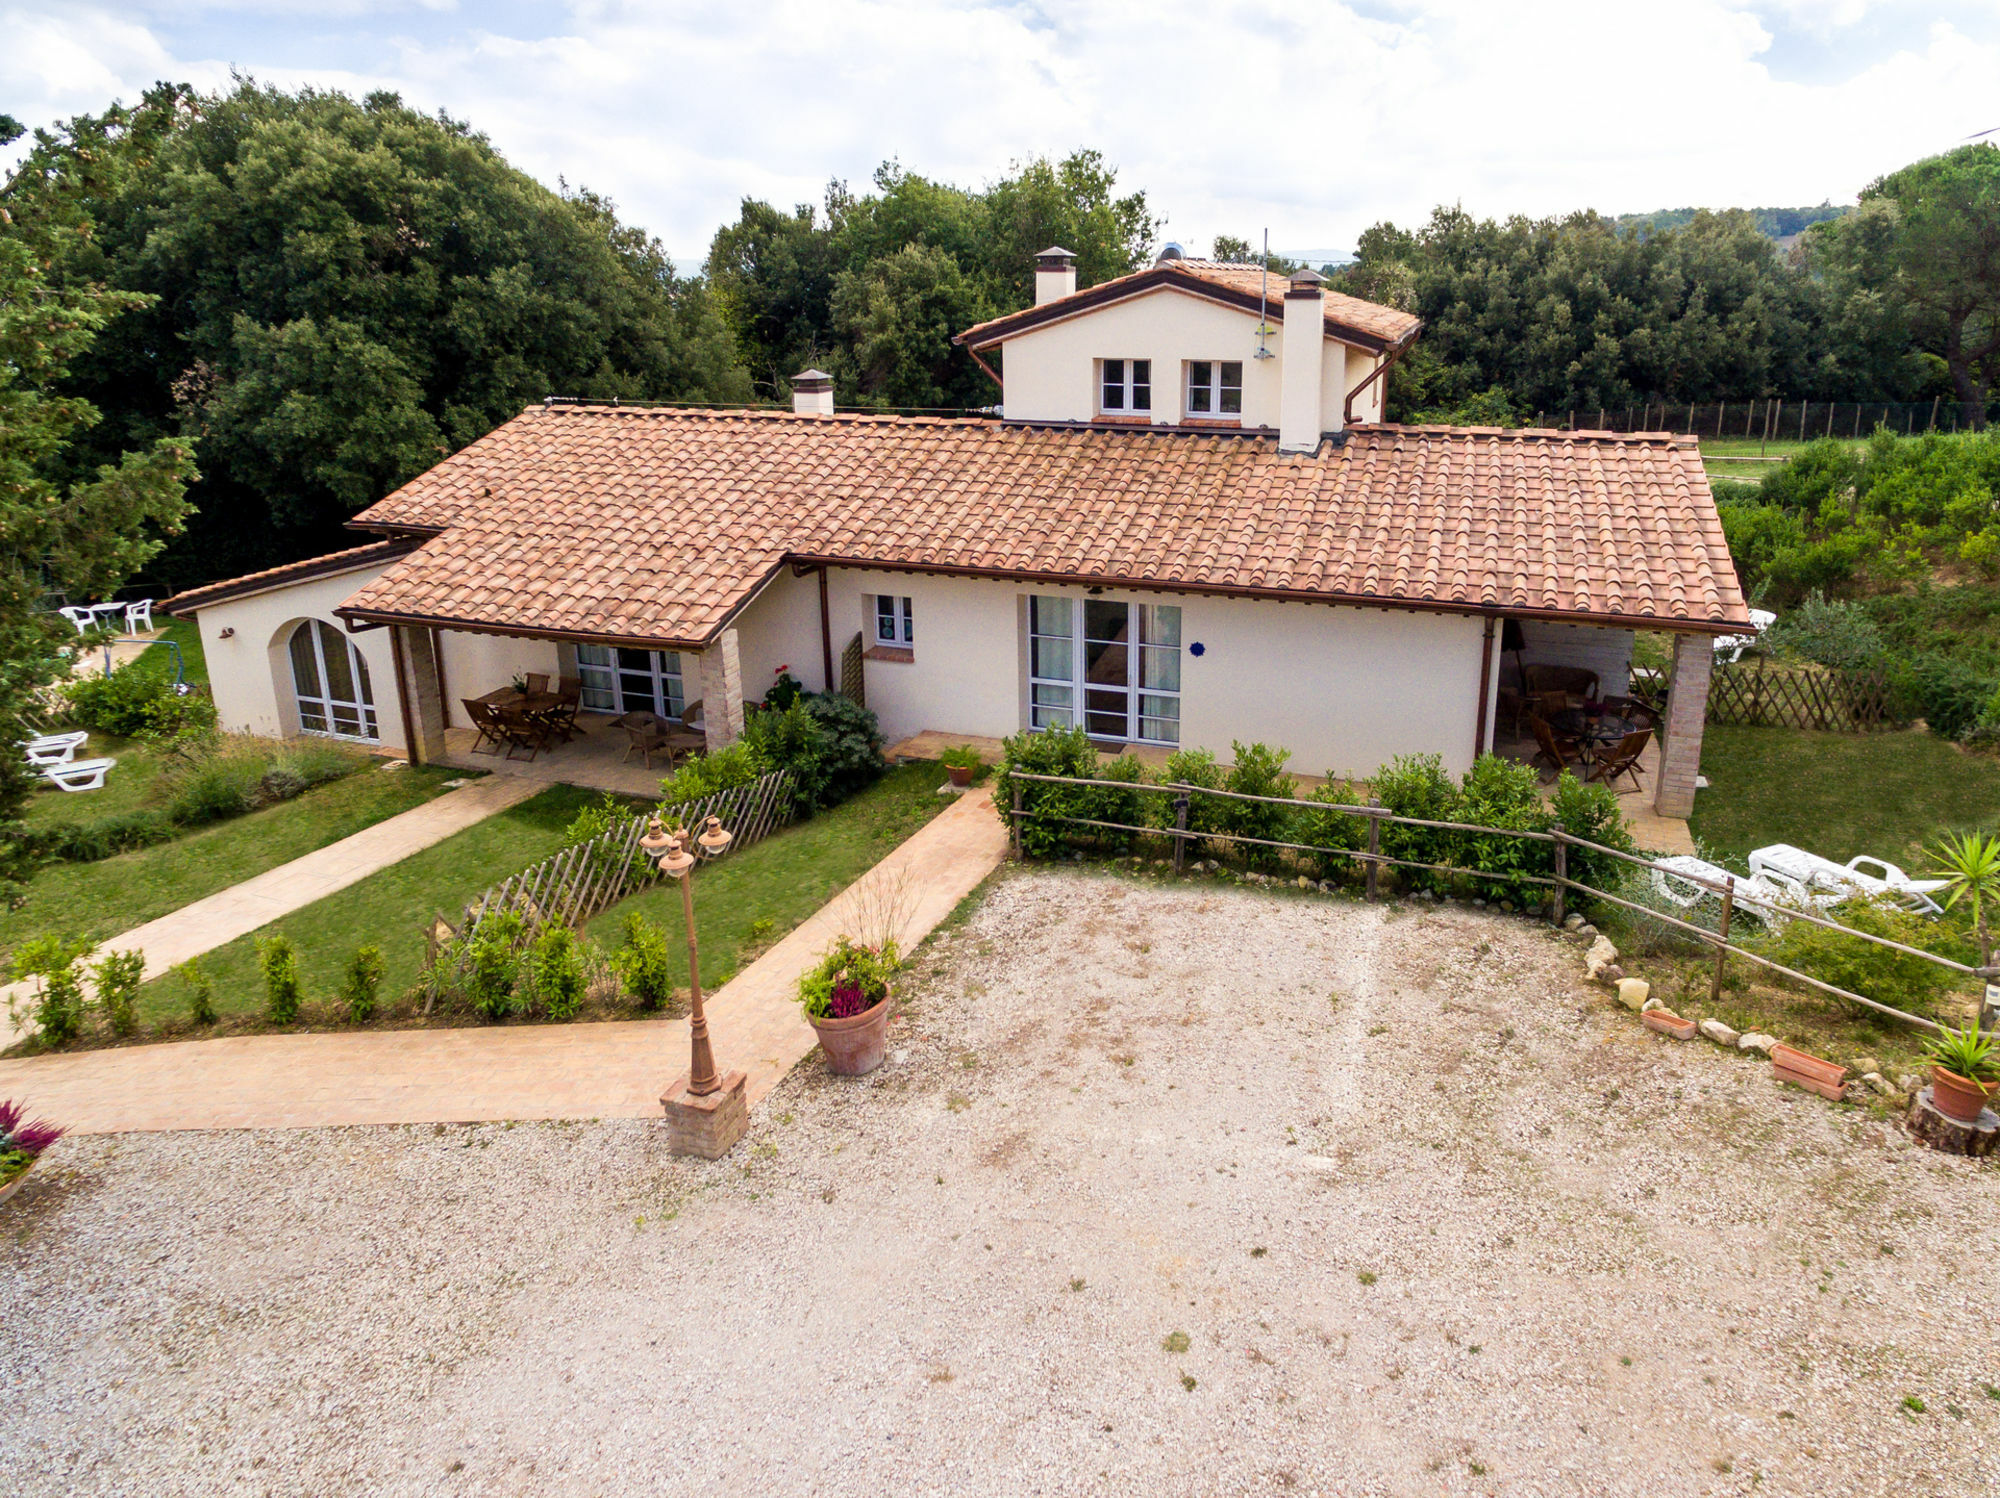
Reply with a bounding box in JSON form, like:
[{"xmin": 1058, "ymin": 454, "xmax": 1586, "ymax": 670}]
[
  {"xmin": 1082, "ymin": 600, "xmax": 1133, "ymax": 739},
  {"xmin": 288, "ymin": 619, "xmax": 379, "ymax": 742},
  {"xmin": 576, "ymin": 645, "xmax": 683, "ymax": 718}
]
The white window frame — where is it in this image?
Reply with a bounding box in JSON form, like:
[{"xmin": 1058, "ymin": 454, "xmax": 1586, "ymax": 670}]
[
  {"xmin": 873, "ymin": 594, "xmax": 914, "ymax": 648},
  {"xmin": 1186, "ymin": 360, "xmax": 1243, "ymax": 417},
  {"xmin": 288, "ymin": 619, "xmax": 379, "ymax": 743},
  {"xmin": 1026, "ymin": 595, "xmax": 1180, "ymax": 745},
  {"xmin": 575, "ymin": 643, "xmax": 684, "ymax": 719},
  {"xmin": 1098, "ymin": 358, "xmax": 1151, "ymax": 415}
]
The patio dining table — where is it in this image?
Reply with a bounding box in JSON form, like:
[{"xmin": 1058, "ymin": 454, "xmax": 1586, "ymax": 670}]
[
  {"xmin": 474, "ymin": 686, "xmax": 563, "ymax": 715},
  {"xmin": 1550, "ymin": 709, "xmax": 1639, "ymax": 768}
]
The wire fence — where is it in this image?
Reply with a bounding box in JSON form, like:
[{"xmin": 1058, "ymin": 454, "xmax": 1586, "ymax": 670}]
[
  {"xmin": 1005, "ymin": 771, "xmax": 1992, "ymax": 1035},
  {"xmin": 1531, "ymin": 398, "xmax": 1993, "ymax": 444}
]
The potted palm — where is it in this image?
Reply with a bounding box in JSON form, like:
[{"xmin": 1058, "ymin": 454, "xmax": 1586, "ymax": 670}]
[
  {"xmin": 939, "ymin": 744, "xmax": 982, "ymax": 789},
  {"xmin": 1922, "ymin": 1022, "xmax": 1998, "ymax": 1123},
  {"xmin": 798, "ymin": 935, "xmax": 897, "ymax": 1075},
  {"xmin": 0, "ymin": 1099, "xmax": 66, "ymax": 1206}
]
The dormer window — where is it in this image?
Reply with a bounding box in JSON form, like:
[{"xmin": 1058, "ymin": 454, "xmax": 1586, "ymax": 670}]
[
  {"xmin": 1099, "ymin": 359, "xmax": 1150, "ymax": 415},
  {"xmin": 1187, "ymin": 360, "xmax": 1243, "ymax": 417}
]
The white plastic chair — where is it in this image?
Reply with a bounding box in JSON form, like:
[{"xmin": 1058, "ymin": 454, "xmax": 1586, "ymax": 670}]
[
  {"xmin": 43, "ymin": 757, "xmax": 114, "ymax": 792},
  {"xmin": 124, "ymin": 599, "xmax": 155, "ymax": 632},
  {"xmin": 21, "ymin": 731, "xmax": 89, "ymax": 768},
  {"xmin": 58, "ymin": 606, "xmax": 97, "ymax": 635},
  {"xmin": 1748, "ymin": 843, "xmax": 1945, "ymax": 916}
]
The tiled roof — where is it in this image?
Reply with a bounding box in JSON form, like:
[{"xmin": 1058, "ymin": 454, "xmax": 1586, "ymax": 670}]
[
  {"xmin": 161, "ymin": 539, "xmax": 420, "ymax": 616},
  {"xmin": 331, "ymin": 406, "xmax": 1749, "ymax": 648},
  {"xmin": 955, "ymin": 259, "xmax": 1422, "ymax": 352}
]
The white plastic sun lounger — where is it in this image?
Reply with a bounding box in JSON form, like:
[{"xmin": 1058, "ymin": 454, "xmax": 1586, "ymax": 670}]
[
  {"xmin": 43, "ymin": 757, "xmax": 114, "ymax": 792},
  {"xmin": 20, "ymin": 731, "xmax": 89, "ymax": 768},
  {"xmin": 1712, "ymin": 608, "xmax": 1777, "ymax": 664},
  {"xmin": 1649, "ymin": 855, "xmax": 1836, "ymax": 925},
  {"xmin": 1748, "ymin": 843, "xmax": 1946, "ymax": 916}
]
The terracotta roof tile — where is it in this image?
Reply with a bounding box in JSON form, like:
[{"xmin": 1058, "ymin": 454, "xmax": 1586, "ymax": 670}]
[
  {"xmin": 162, "ymin": 539, "xmax": 420, "ymax": 616},
  {"xmin": 332, "ymin": 406, "xmax": 1749, "ymax": 647}
]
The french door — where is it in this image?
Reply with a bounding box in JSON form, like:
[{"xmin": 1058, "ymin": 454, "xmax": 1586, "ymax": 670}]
[
  {"xmin": 575, "ymin": 644, "xmax": 684, "ymax": 718},
  {"xmin": 1028, "ymin": 596, "xmax": 1180, "ymax": 744},
  {"xmin": 288, "ymin": 619, "xmax": 379, "ymax": 741}
]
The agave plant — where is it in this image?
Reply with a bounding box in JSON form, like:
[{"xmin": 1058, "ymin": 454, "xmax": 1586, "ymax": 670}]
[
  {"xmin": 1926, "ymin": 829, "xmax": 2000, "ymax": 968},
  {"xmin": 1921, "ymin": 1022, "xmax": 1999, "ymax": 1083}
]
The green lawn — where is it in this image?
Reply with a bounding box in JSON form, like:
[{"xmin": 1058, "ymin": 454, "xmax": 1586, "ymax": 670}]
[
  {"xmin": 1690, "ymin": 724, "xmax": 2000, "ymax": 869},
  {"xmin": 126, "ymin": 762, "xmax": 952, "ymax": 1035},
  {"xmin": 1, "ymin": 760, "xmax": 463, "ymax": 969}
]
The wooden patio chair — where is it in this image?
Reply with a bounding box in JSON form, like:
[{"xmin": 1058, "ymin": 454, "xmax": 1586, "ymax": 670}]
[
  {"xmin": 554, "ymin": 676, "xmax": 584, "ymax": 735},
  {"xmin": 1535, "ymin": 690, "xmax": 1571, "ymax": 723},
  {"xmin": 494, "ymin": 703, "xmax": 548, "ymax": 762},
  {"xmin": 524, "ymin": 672, "xmax": 550, "ymax": 695},
  {"xmin": 1528, "ymin": 714, "xmax": 1583, "ymax": 779},
  {"xmin": 1600, "ymin": 693, "xmax": 1660, "ymax": 731},
  {"xmin": 1588, "ymin": 729, "xmax": 1651, "ymax": 791},
  {"xmin": 615, "ymin": 711, "xmax": 671, "ymax": 768},
  {"xmin": 462, "ymin": 699, "xmax": 504, "ymax": 755}
]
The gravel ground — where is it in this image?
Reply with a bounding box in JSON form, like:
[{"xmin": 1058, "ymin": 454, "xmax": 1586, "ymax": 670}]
[{"xmin": 5, "ymin": 866, "xmax": 1999, "ymax": 1497}]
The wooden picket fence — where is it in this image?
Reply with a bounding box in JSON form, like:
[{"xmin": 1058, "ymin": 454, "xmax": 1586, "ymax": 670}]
[
  {"xmin": 446, "ymin": 768, "xmax": 797, "ymax": 959},
  {"xmin": 1706, "ymin": 659, "xmax": 1894, "ymax": 731}
]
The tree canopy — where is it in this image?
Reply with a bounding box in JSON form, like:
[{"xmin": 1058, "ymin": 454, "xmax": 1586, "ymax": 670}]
[
  {"xmin": 2, "ymin": 82, "xmax": 751, "ymax": 585},
  {"xmin": 705, "ymin": 152, "xmax": 1157, "ymax": 410}
]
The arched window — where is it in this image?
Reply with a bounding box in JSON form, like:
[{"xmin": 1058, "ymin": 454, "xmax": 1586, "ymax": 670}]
[{"xmin": 288, "ymin": 620, "xmax": 378, "ymax": 741}]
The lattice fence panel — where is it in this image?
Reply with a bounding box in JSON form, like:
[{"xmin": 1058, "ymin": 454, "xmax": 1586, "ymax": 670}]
[{"xmin": 1706, "ymin": 660, "xmax": 1893, "ymax": 731}]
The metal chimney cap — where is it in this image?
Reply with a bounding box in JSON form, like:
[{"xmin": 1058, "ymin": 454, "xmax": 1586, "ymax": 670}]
[
  {"xmin": 1288, "ymin": 267, "xmax": 1326, "ymax": 286},
  {"xmin": 1155, "ymin": 242, "xmax": 1186, "ymax": 264},
  {"xmin": 1036, "ymin": 245, "xmax": 1076, "ymax": 261},
  {"xmin": 792, "ymin": 368, "xmax": 833, "ymax": 390}
]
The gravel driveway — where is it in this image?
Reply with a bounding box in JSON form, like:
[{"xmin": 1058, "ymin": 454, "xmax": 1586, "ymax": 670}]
[{"xmin": 5, "ymin": 867, "xmax": 1998, "ymax": 1496}]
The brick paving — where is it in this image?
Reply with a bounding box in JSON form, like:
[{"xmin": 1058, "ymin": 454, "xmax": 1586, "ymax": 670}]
[{"xmin": 0, "ymin": 785, "xmax": 1007, "ymax": 1133}]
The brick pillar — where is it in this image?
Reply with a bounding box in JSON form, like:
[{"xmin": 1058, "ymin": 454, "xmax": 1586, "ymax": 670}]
[
  {"xmin": 700, "ymin": 628, "xmax": 745, "ymax": 752},
  {"xmin": 1655, "ymin": 632, "xmax": 1712, "ymax": 818},
  {"xmin": 396, "ymin": 625, "xmax": 449, "ymax": 764}
]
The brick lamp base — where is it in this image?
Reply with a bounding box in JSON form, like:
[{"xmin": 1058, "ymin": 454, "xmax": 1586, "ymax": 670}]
[{"xmin": 662, "ymin": 1070, "xmax": 749, "ymax": 1159}]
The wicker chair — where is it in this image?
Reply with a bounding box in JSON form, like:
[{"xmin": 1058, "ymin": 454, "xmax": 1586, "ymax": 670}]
[
  {"xmin": 615, "ymin": 711, "xmax": 671, "ymax": 768},
  {"xmin": 1523, "ymin": 664, "xmax": 1600, "ymax": 706},
  {"xmin": 664, "ymin": 698, "xmax": 708, "ymax": 760}
]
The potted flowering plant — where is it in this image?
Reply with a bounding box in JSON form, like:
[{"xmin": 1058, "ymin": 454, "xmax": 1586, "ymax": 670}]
[
  {"xmin": 1922, "ymin": 1021, "xmax": 1999, "ymax": 1123},
  {"xmin": 798, "ymin": 934, "xmax": 898, "ymax": 1075},
  {"xmin": 0, "ymin": 1099, "xmax": 66, "ymax": 1206},
  {"xmin": 939, "ymin": 744, "xmax": 983, "ymax": 788}
]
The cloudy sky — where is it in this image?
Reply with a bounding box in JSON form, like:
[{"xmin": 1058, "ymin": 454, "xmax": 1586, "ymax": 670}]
[{"xmin": 5, "ymin": 0, "xmax": 1998, "ymax": 267}]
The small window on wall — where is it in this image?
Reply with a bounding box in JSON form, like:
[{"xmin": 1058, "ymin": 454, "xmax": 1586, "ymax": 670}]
[
  {"xmin": 1100, "ymin": 359, "xmax": 1151, "ymax": 414},
  {"xmin": 1187, "ymin": 360, "xmax": 1242, "ymax": 416},
  {"xmin": 873, "ymin": 594, "xmax": 913, "ymax": 649}
]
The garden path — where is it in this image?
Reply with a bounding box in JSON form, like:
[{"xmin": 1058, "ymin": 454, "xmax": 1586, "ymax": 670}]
[
  {"xmin": 0, "ymin": 775, "xmax": 542, "ymax": 1047},
  {"xmin": 0, "ymin": 785, "xmax": 1007, "ymax": 1132}
]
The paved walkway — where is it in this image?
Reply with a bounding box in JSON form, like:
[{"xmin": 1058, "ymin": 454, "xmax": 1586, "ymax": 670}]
[
  {"xmin": 0, "ymin": 775, "xmax": 543, "ymax": 1046},
  {"xmin": 0, "ymin": 785, "xmax": 1009, "ymax": 1133}
]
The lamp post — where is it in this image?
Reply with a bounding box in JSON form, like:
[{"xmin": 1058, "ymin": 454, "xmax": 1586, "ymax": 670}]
[{"xmin": 644, "ymin": 813, "xmax": 750, "ymax": 1157}]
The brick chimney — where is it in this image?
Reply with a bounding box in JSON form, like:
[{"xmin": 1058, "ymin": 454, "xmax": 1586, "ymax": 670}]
[
  {"xmin": 1035, "ymin": 246, "xmax": 1077, "ymax": 306},
  {"xmin": 791, "ymin": 367, "xmax": 835, "ymax": 417},
  {"xmin": 1279, "ymin": 269, "xmax": 1326, "ymax": 454}
]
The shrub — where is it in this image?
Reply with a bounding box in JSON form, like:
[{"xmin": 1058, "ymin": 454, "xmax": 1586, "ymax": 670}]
[
  {"xmin": 1091, "ymin": 753, "xmax": 1147, "ymax": 852},
  {"xmin": 612, "ymin": 911, "xmax": 677, "ymax": 1011},
  {"xmin": 1154, "ymin": 747, "xmax": 1229, "ymax": 838},
  {"xmin": 1545, "ymin": 770, "xmax": 1635, "ymax": 898},
  {"xmin": 800, "ymin": 691, "xmax": 887, "ymax": 801},
  {"xmin": 744, "ymin": 698, "xmax": 832, "ymax": 813},
  {"xmin": 524, "ymin": 926, "xmax": 590, "ymax": 1020},
  {"xmin": 797, "ymin": 934, "xmax": 898, "ymax": 1021},
  {"xmin": 763, "ymin": 670, "xmax": 806, "ymax": 711},
  {"xmin": 9, "ymin": 935, "xmax": 94, "ymax": 1045},
  {"xmin": 1892, "ymin": 653, "xmax": 1993, "ymax": 740},
  {"xmin": 341, "ymin": 945, "xmax": 385, "ymax": 1024},
  {"xmin": 995, "ymin": 724, "xmax": 1104, "ymax": 858},
  {"xmin": 258, "ymin": 935, "xmax": 304, "ymax": 1025},
  {"xmin": 22, "ymin": 807, "xmax": 175, "ymax": 865},
  {"xmin": 176, "ymin": 957, "xmax": 217, "ymax": 1026},
  {"xmin": 1454, "ymin": 754, "xmax": 1549, "ymax": 906},
  {"xmin": 1222, "ymin": 741, "xmax": 1295, "ymax": 865},
  {"xmin": 659, "ymin": 741, "xmax": 768, "ymax": 805},
  {"xmin": 63, "ymin": 665, "xmax": 178, "ymax": 737},
  {"xmin": 465, "ymin": 912, "xmax": 525, "ymax": 1021},
  {"xmin": 1293, "ymin": 778, "xmax": 1370, "ymax": 880},
  {"xmin": 1371, "ymin": 754, "xmax": 1461, "ymax": 894},
  {"xmin": 1752, "ymin": 898, "xmax": 1968, "ymax": 1017},
  {"xmin": 92, "ymin": 949, "xmax": 145, "ymax": 1037},
  {"xmin": 1762, "ymin": 591, "xmax": 1887, "ymax": 672},
  {"xmin": 136, "ymin": 688, "xmax": 218, "ymax": 740}
]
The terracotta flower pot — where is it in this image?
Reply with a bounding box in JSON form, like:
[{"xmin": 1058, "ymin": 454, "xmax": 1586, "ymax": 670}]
[
  {"xmin": 1771, "ymin": 1043, "xmax": 1850, "ymax": 1102},
  {"xmin": 1642, "ymin": 1008, "xmax": 1697, "ymax": 1040},
  {"xmin": 1929, "ymin": 1064, "xmax": 1995, "ymax": 1124},
  {"xmin": 946, "ymin": 763, "xmax": 975, "ymax": 788},
  {"xmin": 0, "ymin": 1158, "xmax": 36, "ymax": 1207},
  {"xmin": 809, "ymin": 994, "xmax": 891, "ymax": 1076}
]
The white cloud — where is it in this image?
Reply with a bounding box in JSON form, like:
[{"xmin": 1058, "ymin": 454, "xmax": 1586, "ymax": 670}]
[{"xmin": 5, "ymin": 0, "xmax": 1997, "ymax": 262}]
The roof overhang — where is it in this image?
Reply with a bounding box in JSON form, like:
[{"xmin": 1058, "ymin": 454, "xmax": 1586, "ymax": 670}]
[{"xmin": 161, "ymin": 540, "xmax": 422, "ymax": 616}]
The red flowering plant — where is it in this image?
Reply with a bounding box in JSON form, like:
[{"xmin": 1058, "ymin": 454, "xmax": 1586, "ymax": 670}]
[
  {"xmin": 797, "ymin": 934, "xmax": 898, "ymax": 1022},
  {"xmin": 0, "ymin": 1099, "xmax": 66, "ymax": 1190}
]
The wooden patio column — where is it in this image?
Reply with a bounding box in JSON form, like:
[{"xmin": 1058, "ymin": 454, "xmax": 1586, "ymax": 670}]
[
  {"xmin": 699, "ymin": 627, "xmax": 746, "ymax": 752},
  {"xmin": 1655, "ymin": 632, "xmax": 1712, "ymax": 819},
  {"xmin": 395, "ymin": 625, "xmax": 449, "ymax": 764}
]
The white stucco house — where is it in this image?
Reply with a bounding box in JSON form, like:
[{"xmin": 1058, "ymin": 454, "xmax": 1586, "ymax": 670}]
[{"xmin": 162, "ymin": 247, "xmax": 1749, "ymax": 818}]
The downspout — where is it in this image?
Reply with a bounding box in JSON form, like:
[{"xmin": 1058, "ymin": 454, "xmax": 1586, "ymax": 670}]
[
  {"xmin": 389, "ymin": 625, "xmax": 421, "ymax": 766},
  {"xmin": 818, "ymin": 565, "xmax": 835, "ymax": 692},
  {"xmin": 1473, "ymin": 615, "xmax": 1497, "ymax": 761},
  {"xmin": 1343, "ymin": 338, "xmax": 1411, "ymax": 427}
]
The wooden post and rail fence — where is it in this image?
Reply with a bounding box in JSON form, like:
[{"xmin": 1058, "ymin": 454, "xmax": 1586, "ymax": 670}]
[{"xmin": 1006, "ymin": 771, "xmax": 1991, "ymax": 1036}]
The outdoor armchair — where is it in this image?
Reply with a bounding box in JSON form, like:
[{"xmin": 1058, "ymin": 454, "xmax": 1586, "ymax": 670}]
[
  {"xmin": 1586, "ymin": 729, "xmax": 1650, "ymax": 792},
  {"xmin": 1523, "ymin": 664, "xmax": 1599, "ymax": 705},
  {"xmin": 615, "ymin": 711, "xmax": 672, "ymax": 768},
  {"xmin": 1528, "ymin": 714, "xmax": 1583, "ymax": 778}
]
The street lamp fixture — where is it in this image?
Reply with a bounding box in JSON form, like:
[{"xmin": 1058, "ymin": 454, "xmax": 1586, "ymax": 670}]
[{"xmin": 645, "ymin": 812, "xmax": 750, "ymax": 1157}]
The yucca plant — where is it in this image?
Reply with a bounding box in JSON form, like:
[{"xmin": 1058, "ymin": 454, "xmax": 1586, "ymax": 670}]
[
  {"xmin": 1927, "ymin": 829, "xmax": 2000, "ymax": 970},
  {"xmin": 1922, "ymin": 1021, "xmax": 1999, "ymax": 1083}
]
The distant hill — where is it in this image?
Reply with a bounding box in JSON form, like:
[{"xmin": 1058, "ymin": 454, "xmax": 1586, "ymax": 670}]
[{"xmin": 1611, "ymin": 203, "xmax": 1850, "ymax": 245}]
